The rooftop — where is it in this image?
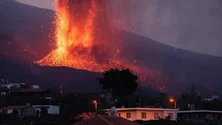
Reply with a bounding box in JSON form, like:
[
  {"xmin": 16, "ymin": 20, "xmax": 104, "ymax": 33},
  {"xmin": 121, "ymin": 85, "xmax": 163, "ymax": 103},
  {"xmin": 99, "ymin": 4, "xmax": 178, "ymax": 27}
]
[
  {"xmin": 104, "ymin": 107, "xmax": 178, "ymax": 111},
  {"xmin": 10, "ymin": 88, "xmax": 47, "ymax": 93},
  {"xmin": 73, "ymin": 115, "xmax": 140, "ymax": 125},
  {"xmin": 0, "ymin": 105, "xmax": 27, "ymax": 110},
  {"xmin": 178, "ymin": 110, "xmax": 222, "ymax": 114}
]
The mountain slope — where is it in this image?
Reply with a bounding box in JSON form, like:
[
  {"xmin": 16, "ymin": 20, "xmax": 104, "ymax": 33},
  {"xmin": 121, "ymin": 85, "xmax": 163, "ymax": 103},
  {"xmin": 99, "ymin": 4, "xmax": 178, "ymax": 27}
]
[
  {"xmin": 0, "ymin": 0, "xmax": 222, "ymax": 95},
  {"xmin": 0, "ymin": 55, "xmax": 159, "ymax": 96},
  {"xmin": 0, "ymin": 0, "xmax": 54, "ymax": 60},
  {"xmin": 0, "ymin": 55, "xmax": 101, "ymax": 92},
  {"xmin": 112, "ymin": 30, "xmax": 222, "ymax": 94}
]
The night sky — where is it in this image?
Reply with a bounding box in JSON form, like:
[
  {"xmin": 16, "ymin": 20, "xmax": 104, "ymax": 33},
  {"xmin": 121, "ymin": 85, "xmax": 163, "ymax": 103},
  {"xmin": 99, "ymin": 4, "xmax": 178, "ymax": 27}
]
[{"xmin": 16, "ymin": 0, "xmax": 222, "ymax": 56}]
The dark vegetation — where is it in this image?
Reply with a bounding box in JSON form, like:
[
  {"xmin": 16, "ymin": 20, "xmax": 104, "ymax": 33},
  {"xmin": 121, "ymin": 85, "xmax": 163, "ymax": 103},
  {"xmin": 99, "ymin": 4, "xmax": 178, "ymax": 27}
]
[{"xmin": 98, "ymin": 68, "xmax": 138, "ymax": 102}]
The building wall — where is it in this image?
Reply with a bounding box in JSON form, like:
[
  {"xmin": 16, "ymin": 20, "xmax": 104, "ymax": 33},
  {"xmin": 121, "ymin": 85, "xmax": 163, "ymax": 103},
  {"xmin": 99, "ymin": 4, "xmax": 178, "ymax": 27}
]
[
  {"xmin": 0, "ymin": 105, "xmax": 60, "ymax": 115},
  {"xmin": 118, "ymin": 111, "xmax": 137, "ymax": 121},
  {"xmin": 34, "ymin": 105, "xmax": 60, "ymax": 115},
  {"xmin": 7, "ymin": 109, "xmax": 13, "ymax": 114},
  {"xmin": 117, "ymin": 109, "xmax": 177, "ymax": 121},
  {"xmin": 178, "ymin": 112, "xmax": 222, "ymax": 121},
  {"xmin": 1, "ymin": 83, "xmax": 25, "ymax": 89},
  {"xmin": 135, "ymin": 110, "xmax": 164, "ymax": 120},
  {"xmin": 48, "ymin": 105, "xmax": 60, "ymax": 115}
]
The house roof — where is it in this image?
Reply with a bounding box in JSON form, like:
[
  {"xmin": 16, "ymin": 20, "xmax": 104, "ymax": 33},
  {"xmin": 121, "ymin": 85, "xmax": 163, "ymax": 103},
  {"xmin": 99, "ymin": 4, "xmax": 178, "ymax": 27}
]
[
  {"xmin": 178, "ymin": 110, "xmax": 222, "ymax": 114},
  {"xmin": 33, "ymin": 105, "xmax": 59, "ymax": 108},
  {"xmin": 10, "ymin": 88, "xmax": 47, "ymax": 93},
  {"xmin": 0, "ymin": 105, "xmax": 27, "ymax": 110},
  {"xmin": 0, "ymin": 105, "xmax": 59, "ymax": 110},
  {"xmin": 104, "ymin": 107, "xmax": 178, "ymax": 112},
  {"xmin": 73, "ymin": 115, "xmax": 140, "ymax": 125}
]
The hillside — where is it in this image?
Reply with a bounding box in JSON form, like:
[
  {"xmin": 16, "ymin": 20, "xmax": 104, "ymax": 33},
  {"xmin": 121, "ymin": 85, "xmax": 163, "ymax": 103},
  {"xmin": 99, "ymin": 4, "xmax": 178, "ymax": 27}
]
[
  {"xmin": 0, "ymin": 0, "xmax": 222, "ymax": 95},
  {"xmin": 0, "ymin": 54, "xmax": 101, "ymax": 92},
  {"xmin": 0, "ymin": 55, "xmax": 159, "ymax": 97},
  {"xmin": 0, "ymin": 0, "xmax": 54, "ymax": 60}
]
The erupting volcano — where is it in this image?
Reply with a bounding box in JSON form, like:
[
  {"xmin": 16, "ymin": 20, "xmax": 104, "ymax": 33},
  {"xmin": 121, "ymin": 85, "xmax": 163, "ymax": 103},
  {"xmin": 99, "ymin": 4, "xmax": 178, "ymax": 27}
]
[
  {"xmin": 36, "ymin": 0, "xmax": 167, "ymax": 91},
  {"xmin": 37, "ymin": 0, "xmax": 122, "ymax": 72}
]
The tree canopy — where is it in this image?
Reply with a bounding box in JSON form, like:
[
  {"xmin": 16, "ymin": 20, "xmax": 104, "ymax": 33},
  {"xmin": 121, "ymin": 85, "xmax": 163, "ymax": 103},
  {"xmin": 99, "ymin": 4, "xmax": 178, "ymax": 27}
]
[{"xmin": 98, "ymin": 68, "xmax": 138, "ymax": 99}]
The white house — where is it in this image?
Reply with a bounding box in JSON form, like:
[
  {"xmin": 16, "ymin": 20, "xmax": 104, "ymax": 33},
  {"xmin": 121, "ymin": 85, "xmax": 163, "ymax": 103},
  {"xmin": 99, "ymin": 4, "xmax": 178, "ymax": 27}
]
[
  {"xmin": 0, "ymin": 83, "xmax": 26, "ymax": 89},
  {"xmin": 0, "ymin": 105, "xmax": 27, "ymax": 114},
  {"xmin": 33, "ymin": 105, "xmax": 60, "ymax": 115},
  {"xmin": 104, "ymin": 107, "xmax": 178, "ymax": 121},
  {"xmin": 0, "ymin": 105, "xmax": 60, "ymax": 116}
]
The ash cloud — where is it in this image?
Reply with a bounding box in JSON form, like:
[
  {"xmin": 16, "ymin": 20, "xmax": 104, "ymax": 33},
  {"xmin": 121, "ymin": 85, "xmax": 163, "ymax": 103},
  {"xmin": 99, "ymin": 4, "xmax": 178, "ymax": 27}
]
[{"xmin": 107, "ymin": 0, "xmax": 222, "ymax": 56}]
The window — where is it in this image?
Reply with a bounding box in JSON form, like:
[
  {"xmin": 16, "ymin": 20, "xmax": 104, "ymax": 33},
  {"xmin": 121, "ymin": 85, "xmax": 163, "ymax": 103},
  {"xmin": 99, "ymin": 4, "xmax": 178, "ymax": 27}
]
[
  {"xmin": 126, "ymin": 112, "xmax": 131, "ymax": 118},
  {"xmin": 168, "ymin": 113, "xmax": 173, "ymax": 119},
  {"xmin": 141, "ymin": 112, "xmax": 146, "ymax": 118},
  {"xmin": 154, "ymin": 113, "xmax": 159, "ymax": 119},
  {"xmin": 118, "ymin": 113, "xmax": 121, "ymax": 117}
]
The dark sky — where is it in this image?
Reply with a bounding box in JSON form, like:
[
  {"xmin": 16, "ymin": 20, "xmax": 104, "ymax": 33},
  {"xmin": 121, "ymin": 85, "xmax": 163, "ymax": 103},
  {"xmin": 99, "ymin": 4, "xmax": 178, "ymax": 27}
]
[{"xmin": 16, "ymin": 0, "xmax": 222, "ymax": 56}]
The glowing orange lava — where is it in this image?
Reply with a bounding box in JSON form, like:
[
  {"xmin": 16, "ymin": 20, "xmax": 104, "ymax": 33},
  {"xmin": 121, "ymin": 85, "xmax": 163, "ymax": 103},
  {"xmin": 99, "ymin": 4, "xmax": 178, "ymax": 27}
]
[
  {"xmin": 37, "ymin": 0, "xmax": 122, "ymax": 72},
  {"xmin": 36, "ymin": 0, "xmax": 167, "ymax": 91}
]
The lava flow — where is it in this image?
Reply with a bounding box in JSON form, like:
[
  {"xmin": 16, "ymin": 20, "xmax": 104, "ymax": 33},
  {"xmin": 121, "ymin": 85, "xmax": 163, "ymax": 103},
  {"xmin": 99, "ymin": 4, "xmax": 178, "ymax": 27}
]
[{"xmin": 37, "ymin": 0, "xmax": 122, "ymax": 72}]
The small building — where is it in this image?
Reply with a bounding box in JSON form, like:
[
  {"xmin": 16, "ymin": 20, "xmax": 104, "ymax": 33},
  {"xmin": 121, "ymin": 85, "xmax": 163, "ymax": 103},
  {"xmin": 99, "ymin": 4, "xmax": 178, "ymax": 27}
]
[
  {"xmin": 177, "ymin": 110, "xmax": 222, "ymax": 123},
  {"xmin": 0, "ymin": 83, "xmax": 26, "ymax": 89},
  {"xmin": 0, "ymin": 87, "xmax": 10, "ymax": 96},
  {"xmin": 33, "ymin": 105, "xmax": 60, "ymax": 115},
  {"xmin": 104, "ymin": 107, "xmax": 177, "ymax": 121},
  {"xmin": 0, "ymin": 105, "xmax": 27, "ymax": 114},
  {"xmin": 0, "ymin": 105, "xmax": 60, "ymax": 116}
]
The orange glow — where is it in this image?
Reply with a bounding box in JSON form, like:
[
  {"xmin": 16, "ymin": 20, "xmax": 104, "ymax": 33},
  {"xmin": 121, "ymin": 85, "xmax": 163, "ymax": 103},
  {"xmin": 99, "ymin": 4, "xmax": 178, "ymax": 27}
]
[
  {"xmin": 35, "ymin": 0, "xmax": 166, "ymax": 91},
  {"xmin": 36, "ymin": 0, "xmax": 123, "ymax": 72},
  {"xmin": 36, "ymin": 0, "xmax": 145, "ymax": 73},
  {"xmin": 170, "ymin": 98, "xmax": 174, "ymax": 102}
]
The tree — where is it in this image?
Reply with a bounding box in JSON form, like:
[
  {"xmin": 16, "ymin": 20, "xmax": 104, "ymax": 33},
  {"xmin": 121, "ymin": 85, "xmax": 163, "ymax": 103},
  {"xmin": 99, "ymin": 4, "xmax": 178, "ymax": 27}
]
[
  {"xmin": 157, "ymin": 93, "xmax": 169, "ymax": 108},
  {"xmin": 11, "ymin": 109, "xmax": 19, "ymax": 122},
  {"xmin": 40, "ymin": 107, "xmax": 48, "ymax": 118},
  {"xmin": 98, "ymin": 68, "xmax": 138, "ymax": 104}
]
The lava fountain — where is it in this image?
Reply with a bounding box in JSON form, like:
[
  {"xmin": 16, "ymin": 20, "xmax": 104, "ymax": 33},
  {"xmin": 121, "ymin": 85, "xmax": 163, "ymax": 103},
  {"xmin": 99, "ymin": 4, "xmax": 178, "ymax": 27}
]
[
  {"xmin": 36, "ymin": 0, "xmax": 167, "ymax": 91},
  {"xmin": 37, "ymin": 0, "xmax": 122, "ymax": 72}
]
